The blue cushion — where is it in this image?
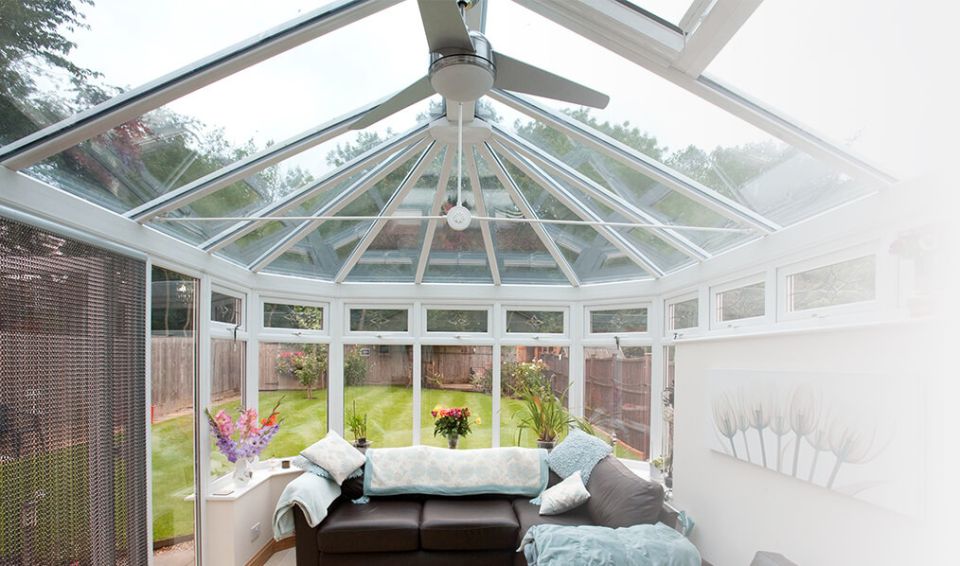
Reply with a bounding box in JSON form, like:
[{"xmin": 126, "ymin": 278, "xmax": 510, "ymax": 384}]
[
  {"xmin": 545, "ymin": 428, "xmax": 612, "ymax": 484},
  {"xmin": 292, "ymin": 455, "xmax": 363, "ymax": 481}
]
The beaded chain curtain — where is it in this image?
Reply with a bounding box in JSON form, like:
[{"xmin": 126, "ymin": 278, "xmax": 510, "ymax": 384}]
[{"xmin": 0, "ymin": 216, "xmax": 147, "ymax": 565}]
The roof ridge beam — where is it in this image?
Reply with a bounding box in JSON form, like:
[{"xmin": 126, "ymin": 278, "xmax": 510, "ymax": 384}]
[
  {"xmin": 0, "ymin": 0, "xmax": 402, "ymax": 170},
  {"xmin": 200, "ymin": 124, "xmax": 429, "ymax": 252},
  {"xmin": 491, "ymin": 127, "xmax": 711, "ymax": 261},
  {"xmin": 479, "ymin": 142, "xmax": 580, "ymax": 287},
  {"xmin": 488, "ymin": 89, "xmax": 780, "ymax": 233},
  {"xmin": 491, "ymin": 140, "xmax": 664, "ymax": 277},
  {"xmin": 415, "ymin": 146, "xmax": 456, "ymax": 283},
  {"xmin": 248, "ymin": 138, "xmax": 431, "ymax": 272},
  {"xmin": 334, "ymin": 142, "xmax": 442, "ymax": 282},
  {"xmin": 465, "ymin": 145, "xmax": 501, "ymax": 285},
  {"xmin": 128, "ymin": 104, "xmax": 381, "ymax": 222}
]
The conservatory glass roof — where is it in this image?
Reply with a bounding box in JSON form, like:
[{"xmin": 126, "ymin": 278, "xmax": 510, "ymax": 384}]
[{"xmin": 0, "ymin": 0, "xmax": 904, "ymax": 286}]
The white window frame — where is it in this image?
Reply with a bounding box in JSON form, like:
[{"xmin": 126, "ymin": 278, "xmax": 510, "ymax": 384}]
[
  {"xmin": 260, "ymin": 296, "xmax": 330, "ymax": 339},
  {"xmin": 502, "ymin": 306, "xmax": 569, "ymax": 340},
  {"xmin": 663, "ymin": 291, "xmax": 700, "ymax": 338},
  {"xmin": 777, "ymin": 246, "xmax": 880, "ymax": 322},
  {"xmin": 710, "ymin": 273, "xmax": 770, "ymax": 330},
  {"xmin": 422, "ymin": 304, "xmax": 493, "ymax": 337},
  {"xmin": 210, "ymin": 283, "xmax": 247, "ymax": 337},
  {"xmin": 585, "ymin": 302, "xmax": 652, "ymax": 337},
  {"xmin": 344, "ymin": 303, "xmax": 413, "ymax": 337}
]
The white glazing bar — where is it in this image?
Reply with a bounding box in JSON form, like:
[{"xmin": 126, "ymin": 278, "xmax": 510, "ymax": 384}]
[
  {"xmin": 0, "ymin": 0, "xmax": 402, "ymax": 170},
  {"xmin": 249, "ymin": 139, "xmax": 431, "ymax": 272},
  {"xmin": 491, "ymin": 139, "xmax": 665, "ymax": 277},
  {"xmin": 334, "ymin": 142, "xmax": 442, "ymax": 282},
  {"xmin": 415, "ymin": 147, "xmax": 456, "ymax": 283},
  {"xmin": 465, "ymin": 146, "xmax": 502, "ymax": 285},
  {"xmin": 128, "ymin": 104, "xmax": 379, "ymax": 221},
  {"xmin": 479, "ymin": 142, "xmax": 580, "ymax": 287}
]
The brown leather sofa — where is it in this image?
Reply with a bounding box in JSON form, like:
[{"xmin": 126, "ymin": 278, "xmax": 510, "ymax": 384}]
[{"xmin": 293, "ymin": 455, "xmax": 674, "ymax": 566}]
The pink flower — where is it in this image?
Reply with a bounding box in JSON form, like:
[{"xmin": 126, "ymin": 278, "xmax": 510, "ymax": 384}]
[{"xmin": 214, "ymin": 410, "xmax": 234, "ymax": 436}]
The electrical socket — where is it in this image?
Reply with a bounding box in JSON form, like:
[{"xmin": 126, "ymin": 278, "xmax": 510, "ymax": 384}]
[{"xmin": 249, "ymin": 522, "xmax": 261, "ymax": 542}]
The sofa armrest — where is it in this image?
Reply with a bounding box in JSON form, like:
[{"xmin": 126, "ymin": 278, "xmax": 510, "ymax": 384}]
[{"xmin": 293, "ymin": 505, "xmax": 320, "ymax": 565}]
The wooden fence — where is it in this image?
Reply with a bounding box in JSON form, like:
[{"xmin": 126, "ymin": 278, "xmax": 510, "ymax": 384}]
[
  {"xmin": 150, "ymin": 337, "xmax": 243, "ymax": 419},
  {"xmin": 584, "ymin": 354, "xmax": 652, "ymax": 458}
]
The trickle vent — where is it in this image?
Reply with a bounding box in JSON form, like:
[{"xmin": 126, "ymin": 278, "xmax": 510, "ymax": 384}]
[{"xmin": 0, "ymin": 217, "xmax": 147, "ymax": 565}]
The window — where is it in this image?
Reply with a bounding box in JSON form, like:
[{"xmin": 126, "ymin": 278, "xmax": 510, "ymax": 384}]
[
  {"xmin": 715, "ymin": 280, "xmax": 765, "ymax": 323},
  {"xmin": 349, "ymin": 308, "xmax": 409, "ymax": 333},
  {"xmin": 666, "ymin": 296, "xmax": 698, "ymax": 332},
  {"xmin": 425, "ymin": 308, "xmax": 489, "ymax": 333},
  {"xmin": 343, "ymin": 345, "xmax": 413, "ymax": 447},
  {"xmin": 211, "ymin": 290, "xmax": 242, "ymax": 325},
  {"xmin": 259, "ymin": 343, "xmax": 329, "ymax": 457},
  {"xmin": 505, "ymin": 309, "xmax": 565, "ymax": 334},
  {"xmin": 661, "ymin": 346, "xmax": 676, "ymax": 484},
  {"xmin": 209, "ymin": 338, "xmax": 246, "ymax": 481},
  {"xmin": 786, "ymin": 255, "xmax": 876, "ymax": 312},
  {"xmin": 263, "ymin": 301, "xmax": 325, "ymax": 331},
  {"xmin": 421, "ymin": 346, "xmax": 493, "ymax": 449},
  {"xmin": 584, "ymin": 346, "xmax": 652, "ymax": 461},
  {"xmin": 589, "ymin": 307, "xmax": 648, "ymax": 334},
  {"xmin": 500, "ymin": 346, "xmax": 570, "ymax": 448}
]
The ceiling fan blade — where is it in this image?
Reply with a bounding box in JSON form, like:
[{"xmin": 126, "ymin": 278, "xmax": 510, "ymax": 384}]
[
  {"xmin": 352, "ymin": 76, "xmax": 436, "ymax": 130},
  {"xmin": 493, "ymin": 52, "xmax": 610, "ymax": 109},
  {"xmin": 418, "ymin": 0, "xmax": 474, "ymax": 53}
]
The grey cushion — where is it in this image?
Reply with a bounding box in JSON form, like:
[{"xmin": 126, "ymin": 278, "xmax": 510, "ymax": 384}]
[{"xmin": 585, "ymin": 456, "xmax": 664, "ymax": 528}]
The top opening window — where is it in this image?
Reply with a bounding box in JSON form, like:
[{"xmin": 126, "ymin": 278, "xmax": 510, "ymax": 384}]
[
  {"xmin": 348, "ymin": 307, "xmax": 409, "ymax": 333},
  {"xmin": 263, "ymin": 301, "xmax": 325, "ymax": 332},
  {"xmin": 211, "ymin": 290, "xmax": 242, "ymax": 326},
  {"xmin": 784, "ymin": 254, "xmax": 876, "ymax": 314},
  {"xmin": 425, "ymin": 308, "xmax": 490, "ymax": 334},
  {"xmin": 588, "ymin": 306, "xmax": 649, "ymax": 334},
  {"xmin": 713, "ymin": 278, "xmax": 765, "ymax": 326},
  {"xmin": 666, "ymin": 295, "xmax": 698, "ymax": 333}
]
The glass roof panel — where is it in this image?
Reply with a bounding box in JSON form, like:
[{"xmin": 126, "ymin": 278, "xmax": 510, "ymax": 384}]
[
  {"xmin": 423, "ymin": 180, "xmax": 493, "ymax": 284},
  {"xmin": 0, "ymin": 0, "xmax": 325, "ymax": 144},
  {"xmin": 619, "ymin": 1, "xmax": 690, "ymax": 25},
  {"xmin": 346, "ymin": 147, "xmax": 449, "ymax": 282},
  {"xmin": 709, "ymin": 0, "xmax": 951, "ymax": 179},
  {"xmin": 484, "ymin": 2, "xmax": 878, "ymax": 224},
  {"xmin": 473, "ymin": 147, "xmax": 566, "ymax": 285},
  {"xmin": 19, "ymin": 1, "xmax": 433, "ymax": 214}
]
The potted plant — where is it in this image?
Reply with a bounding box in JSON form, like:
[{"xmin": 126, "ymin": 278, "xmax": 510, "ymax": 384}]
[
  {"xmin": 513, "ymin": 387, "xmax": 574, "ymax": 451},
  {"xmin": 431, "ymin": 405, "xmax": 481, "ymax": 449},
  {"xmin": 650, "ymin": 456, "xmax": 669, "ymax": 483},
  {"xmin": 346, "ymin": 400, "xmax": 371, "ymax": 453}
]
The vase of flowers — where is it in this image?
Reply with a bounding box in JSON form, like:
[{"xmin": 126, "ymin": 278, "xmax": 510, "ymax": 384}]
[
  {"xmin": 206, "ymin": 398, "xmax": 283, "ymax": 486},
  {"xmin": 431, "ymin": 405, "xmax": 480, "ymax": 449}
]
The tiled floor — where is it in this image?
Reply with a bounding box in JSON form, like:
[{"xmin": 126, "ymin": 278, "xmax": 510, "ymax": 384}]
[{"xmin": 264, "ymin": 548, "xmax": 295, "ymax": 566}]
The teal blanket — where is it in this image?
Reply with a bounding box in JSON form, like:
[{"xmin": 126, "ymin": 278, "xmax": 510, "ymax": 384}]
[
  {"xmin": 272, "ymin": 472, "xmax": 341, "ymax": 540},
  {"xmin": 520, "ymin": 523, "xmax": 701, "ymax": 566}
]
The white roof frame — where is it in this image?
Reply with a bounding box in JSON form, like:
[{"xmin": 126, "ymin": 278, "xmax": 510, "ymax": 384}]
[
  {"xmin": 414, "ymin": 148, "xmax": 456, "ymax": 284},
  {"xmin": 465, "ymin": 145, "xmax": 502, "ymax": 285}
]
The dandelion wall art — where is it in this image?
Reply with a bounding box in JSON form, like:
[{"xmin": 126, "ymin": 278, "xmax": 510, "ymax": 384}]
[{"xmin": 708, "ymin": 369, "xmax": 922, "ymax": 516}]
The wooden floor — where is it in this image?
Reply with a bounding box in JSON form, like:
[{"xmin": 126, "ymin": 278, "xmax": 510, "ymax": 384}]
[{"xmin": 264, "ymin": 548, "xmax": 295, "ymax": 566}]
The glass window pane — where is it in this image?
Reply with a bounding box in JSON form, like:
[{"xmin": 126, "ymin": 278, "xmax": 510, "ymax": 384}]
[
  {"xmin": 662, "ymin": 345, "xmax": 676, "ymax": 483},
  {"xmin": 208, "ymin": 339, "xmax": 246, "ymax": 481},
  {"xmin": 150, "ymin": 266, "xmax": 196, "ymax": 559},
  {"xmin": 584, "ymin": 346, "xmax": 652, "ymax": 460},
  {"xmin": 590, "ymin": 307, "xmax": 649, "ymax": 333},
  {"xmin": 259, "ymin": 343, "xmax": 328, "ymax": 457},
  {"xmin": 500, "ymin": 347, "xmax": 570, "ymax": 448},
  {"xmin": 426, "ymin": 309, "xmax": 489, "ymax": 333},
  {"xmin": 343, "ymin": 345, "xmax": 413, "ymax": 448},
  {"xmin": 667, "ymin": 297, "xmax": 698, "ymax": 331},
  {"xmin": 505, "ymin": 310, "xmax": 564, "ymax": 334},
  {"xmin": 421, "ymin": 346, "xmax": 494, "ymax": 449},
  {"xmin": 349, "ymin": 308, "xmax": 408, "ymax": 332},
  {"xmin": 787, "ymin": 255, "xmax": 875, "ymax": 312},
  {"xmin": 211, "ymin": 291, "xmax": 242, "ymax": 325},
  {"xmin": 263, "ymin": 302, "xmax": 324, "ymax": 330},
  {"xmin": 717, "ymin": 281, "xmax": 765, "ymax": 322}
]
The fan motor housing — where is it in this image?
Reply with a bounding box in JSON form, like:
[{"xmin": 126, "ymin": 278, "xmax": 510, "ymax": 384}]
[{"xmin": 429, "ymin": 32, "xmax": 495, "ymax": 102}]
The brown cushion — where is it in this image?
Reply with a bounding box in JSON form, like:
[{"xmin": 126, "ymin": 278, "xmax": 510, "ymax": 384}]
[
  {"xmin": 318, "ymin": 499, "xmax": 421, "ymax": 553},
  {"xmin": 420, "ymin": 499, "xmax": 519, "ymax": 551},
  {"xmin": 585, "ymin": 456, "xmax": 664, "ymax": 528},
  {"xmin": 512, "ymin": 497, "xmax": 593, "ymax": 545}
]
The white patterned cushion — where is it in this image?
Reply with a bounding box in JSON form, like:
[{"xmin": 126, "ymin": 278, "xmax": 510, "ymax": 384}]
[
  {"xmin": 538, "ymin": 470, "xmax": 590, "ymax": 515},
  {"xmin": 299, "ymin": 430, "xmax": 366, "ymax": 485}
]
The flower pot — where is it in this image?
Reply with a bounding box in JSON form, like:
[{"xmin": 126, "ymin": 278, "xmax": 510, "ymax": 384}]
[
  {"xmin": 353, "ymin": 440, "xmax": 372, "ymax": 454},
  {"xmin": 446, "ymin": 433, "xmax": 459, "ymax": 449},
  {"xmin": 536, "ymin": 440, "xmax": 555, "ymax": 452}
]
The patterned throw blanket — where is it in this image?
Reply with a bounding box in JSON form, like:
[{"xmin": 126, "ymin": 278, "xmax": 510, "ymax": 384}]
[
  {"xmin": 519, "ymin": 523, "xmax": 702, "ymax": 566},
  {"xmin": 364, "ymin": 445, "xmax": 548, "ymax": 497}
]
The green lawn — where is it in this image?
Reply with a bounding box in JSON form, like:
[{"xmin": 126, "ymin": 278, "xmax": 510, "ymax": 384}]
[{"xmin": 151, "ymin": 386, "xmax": 632, "ymax": 542}]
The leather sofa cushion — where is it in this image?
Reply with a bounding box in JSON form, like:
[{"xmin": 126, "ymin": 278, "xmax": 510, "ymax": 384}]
[
  {"xmin": 585, "ymin": 456, "xmax": 664, "ymax": 528},
  {"xmin": 420, "ymin": 499, "xmax": 519, "ymax": 551},
  {"xmin": 318, "ymin": 499, "xmax": 422, "ymax": 553},
  {"xmin": 512, "ymin": 499, "xmax": 594, "ymax": 566}
]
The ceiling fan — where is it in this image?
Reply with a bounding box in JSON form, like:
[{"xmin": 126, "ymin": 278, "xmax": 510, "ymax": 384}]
[{"xmin": 351, "ymin": 0, "xmax": 610, "ymax": 131}]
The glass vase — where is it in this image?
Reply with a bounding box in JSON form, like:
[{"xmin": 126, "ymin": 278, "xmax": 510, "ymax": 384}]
[
  {"xmin": 233, "ymin": 456, "xmax": 254, "ymax": 486},
  {"xmin": 446, "ymin": 433, "xmax": 459, "ymax": 449}
]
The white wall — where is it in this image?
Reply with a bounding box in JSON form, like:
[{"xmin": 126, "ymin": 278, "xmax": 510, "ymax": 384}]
[{"xmin": 672, "ymin": 321, "xmax": 950, "ymax": 566}]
